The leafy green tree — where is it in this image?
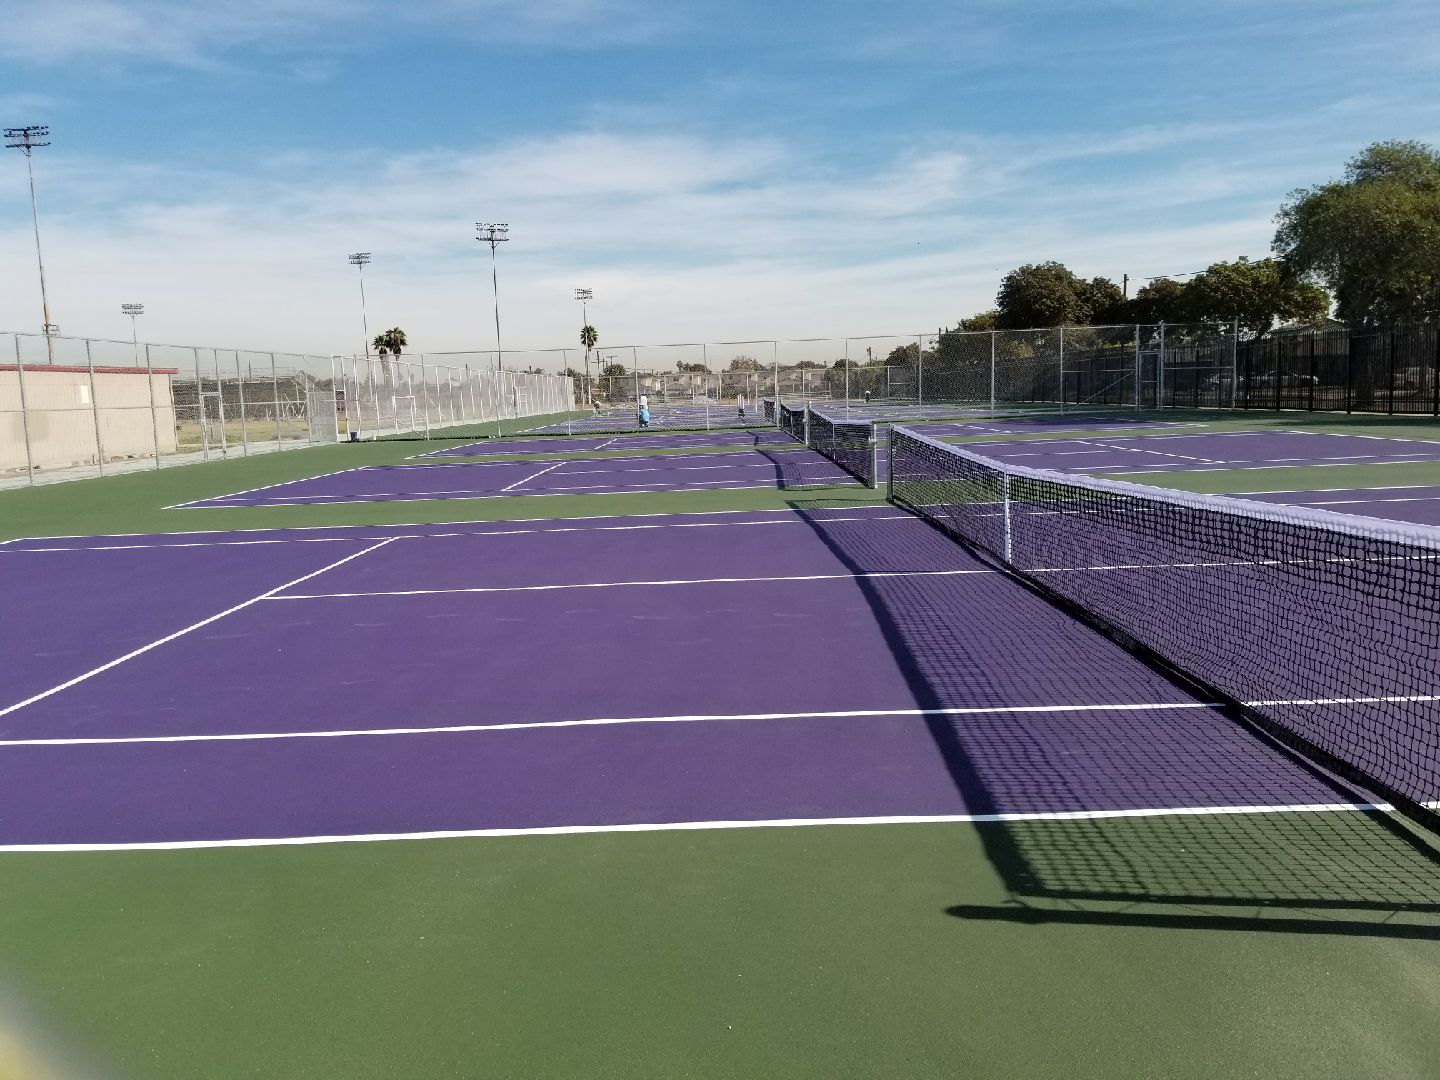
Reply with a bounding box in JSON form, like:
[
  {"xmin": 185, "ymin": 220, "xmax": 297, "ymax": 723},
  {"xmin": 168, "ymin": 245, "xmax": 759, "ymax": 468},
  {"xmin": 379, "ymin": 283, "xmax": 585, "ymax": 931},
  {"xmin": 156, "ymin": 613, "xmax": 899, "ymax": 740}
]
[
  {"xmin": 600, "ymin": 362, "xmax": 627, "ymax": 377},
  {"xmin": 676, "ymin": 361, "xmax": 709, "ymax": 373},
  {"xmin": 884, "ymin": 343, "xmax": 919, "ymax": 366},
  {"xmin": 727, "ymin": 355, "xmax": 760, "ymax": 372},
  {"xmin": 1084, "ymin": 278, "xmax": 1129, "ymax": 325},
  {"xmin": 995, "ymin": 263, "xmax": 1123, "ymax": 328},
  {"xmin": 1182, "ymin": 257, "xmax": 1329, "ymax": 336},
  {"xmin": 1275, "ymin": 140, "xmax": 1440, "ymax": 325},
  {"xmin": 1128, "ymin": 278, "xmax": 1190, "ymax": 324},
  {"xmin": 580, "ymin": 325, "xmax": 598, "ymax": 350},
  {"xmin": 996, "ymin": 262, "xmax": 1089, "ymax": 327},
  {"xmin": 956, "ymin": 311, "xmax": 999, "ymax": 332},
  {"xmin": 372, "ymin": 327, "xmax": 407, "ymax": 358},
  {"xmin": 793, "ymin": 360, "xmax": 825, "ymax": 370}
]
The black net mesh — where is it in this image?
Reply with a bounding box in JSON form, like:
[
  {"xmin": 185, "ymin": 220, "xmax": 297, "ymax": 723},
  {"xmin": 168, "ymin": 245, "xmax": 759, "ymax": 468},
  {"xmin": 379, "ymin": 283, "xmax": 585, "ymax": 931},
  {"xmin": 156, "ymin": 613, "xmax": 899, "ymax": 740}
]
[
  {"xmin": 806, "ymin": 408, "xmax": 876, "ymax": 487},
  {"xmin": 888, "ymin": 424, "xmax": 1440, "ymax": 820}
]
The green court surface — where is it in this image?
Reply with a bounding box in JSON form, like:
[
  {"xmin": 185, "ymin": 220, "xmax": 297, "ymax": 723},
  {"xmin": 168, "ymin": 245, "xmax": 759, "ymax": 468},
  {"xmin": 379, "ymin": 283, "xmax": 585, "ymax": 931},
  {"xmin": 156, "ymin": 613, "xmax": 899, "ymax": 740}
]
[{"xmin": 3, "ymin": 407, "xmax": 1440, "ymax": 1079}]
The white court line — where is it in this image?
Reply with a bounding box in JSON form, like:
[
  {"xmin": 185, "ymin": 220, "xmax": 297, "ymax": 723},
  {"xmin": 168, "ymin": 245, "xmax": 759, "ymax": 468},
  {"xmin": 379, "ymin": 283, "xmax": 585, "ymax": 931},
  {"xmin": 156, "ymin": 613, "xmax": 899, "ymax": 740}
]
[
  {"xmin": 0, "ymin": 537, "xmax": 400, "ymax": 719},
  {"xmin": 1087, "ymin": 440, "xmax": 1225, "ymax": 465},
  {"xmin": 0, "ymin": 701, "xmax": 1223, "ymax": 748},
  {"xmin": 269, "ymin": 567, "xmax": 994, "ymax": 600},
  {"xmin": 1103, "ymin": 458, "xmax": 1440, "ymax": 477},
  {"xmin": 500, "ymin": 460, "xmax": 568, "ymax": 492},
  {"xmin": 181, "ymin": 478, "xmax": 861, "ymax": 508},
  {"xmin": 0, "ymin": 802, "xmax": 1397, "ymax": 853},
  {"xmin": 4, "ymin": 695, "xmax": 1429, "ymax": 751},
  {"xmin": 12, "ymin": 503, "xmax": 904, "ymax": 544},
  {"xmin": 0, "ymin": 514, "xmax": 922, "ymax": 553}
]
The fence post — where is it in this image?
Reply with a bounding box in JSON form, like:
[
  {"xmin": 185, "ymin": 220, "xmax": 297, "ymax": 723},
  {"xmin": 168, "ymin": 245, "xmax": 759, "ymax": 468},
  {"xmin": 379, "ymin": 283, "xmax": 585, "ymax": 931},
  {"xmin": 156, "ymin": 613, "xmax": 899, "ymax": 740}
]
[
  {"xmin": 1157, "ymin": 323, "xmax": 1166, "ymax": 408},
  {"xmin": 234, "ymin": 351, "xmax": 250, "ymax": 455},
  {"xmin": 1230, "ymin": 320, "xmax": 1239, "ymax": 410},
  {"xmin": 1058, "ymin": 325, "xmax": 1066, "ymax": 414},
  {"xmin": 916, "ymin": 335, "xmax": 924, "ymax": 405},
  {"xmin": 1133, "ymin": 325, "xmax": 1142, "ymax": 411},
  {"xmin": 145, "ymin": 343, "xmax": 163, "ymax": 468},
  {"xmin": 1432, "ymin": 324, "xmax": 1440, "ymax": 418},
  {"xmin": 1309, "ymin": 333, "xmax": 1317, "ymax": 412},
  {"xmin": 843, "ymin": 338, "xmax": 850, "ymax": 411},
  {"xmin": 13, "ymin": 335, "xmax": 36, "ymax": 484},
  {"xmin": 84, "ymin": 339, "xmax": 106, "ymax": 476},
  {"xmin": 1388, "ymin": 331, "xmax": 1397, "ymax": 416}
]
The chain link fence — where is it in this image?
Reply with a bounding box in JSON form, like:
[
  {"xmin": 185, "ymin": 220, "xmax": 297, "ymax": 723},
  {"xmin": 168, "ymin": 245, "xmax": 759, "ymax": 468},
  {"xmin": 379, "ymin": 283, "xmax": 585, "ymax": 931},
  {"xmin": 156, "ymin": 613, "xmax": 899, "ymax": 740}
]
[{"xmin": 1, "ymin": 331, "xmax": 575, "ymax": 486}]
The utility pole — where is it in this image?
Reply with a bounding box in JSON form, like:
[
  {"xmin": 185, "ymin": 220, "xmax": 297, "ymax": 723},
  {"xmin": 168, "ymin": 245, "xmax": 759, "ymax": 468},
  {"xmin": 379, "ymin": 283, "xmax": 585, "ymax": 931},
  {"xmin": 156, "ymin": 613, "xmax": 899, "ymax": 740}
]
[
  {"xmin": 6, "ymin": 125, "xmax": 57, "ymax": 364},
  {"xmin": 348, "ymin": 252, "xmax": 371, "ymax": 357}
]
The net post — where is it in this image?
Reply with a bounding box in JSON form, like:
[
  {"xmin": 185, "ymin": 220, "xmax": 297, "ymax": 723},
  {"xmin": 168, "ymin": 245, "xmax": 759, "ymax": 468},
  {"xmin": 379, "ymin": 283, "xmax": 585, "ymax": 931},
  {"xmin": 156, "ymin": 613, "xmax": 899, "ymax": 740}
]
[
  {"xmin": 884, "ymin": 424, "xmax": 893, "ymax": 501},
  {"xmin": 1001, "ymin": 472, "xmax": 1013, "ymax": 564},
  {"xmin": 803, "ymin": 402, "xmax": 811, "ymax": 447},
  {"xmin": 870, "ymin": 420, "xmax": 879, "ymax": 489}
]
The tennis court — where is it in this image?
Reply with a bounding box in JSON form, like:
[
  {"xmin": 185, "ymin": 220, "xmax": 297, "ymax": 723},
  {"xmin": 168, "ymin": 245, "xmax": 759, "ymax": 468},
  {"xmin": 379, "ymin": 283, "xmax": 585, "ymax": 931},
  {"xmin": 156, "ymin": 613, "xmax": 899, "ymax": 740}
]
[
  {"xmin": 418, "ymin": 428, "xmax": 798, "ymax": 458},
  {"xmin": 174, "ymin": 446, "xmax": 857, "ymax": 508},
  {"xmin": 5, "ymin": 408, "xmax": 1440, "ymax": 1079},
  {"xmin": 0, "ymin": 504, "xmax": 1397, "ymax": 846}
]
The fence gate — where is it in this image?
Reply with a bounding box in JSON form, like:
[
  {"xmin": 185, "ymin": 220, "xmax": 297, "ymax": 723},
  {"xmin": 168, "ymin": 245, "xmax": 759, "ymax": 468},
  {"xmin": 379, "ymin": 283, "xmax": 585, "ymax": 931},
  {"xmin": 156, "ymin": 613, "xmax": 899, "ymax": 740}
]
[{"xmin": 308, "ymin": 387, "xmax": 340, "ymax": 443}]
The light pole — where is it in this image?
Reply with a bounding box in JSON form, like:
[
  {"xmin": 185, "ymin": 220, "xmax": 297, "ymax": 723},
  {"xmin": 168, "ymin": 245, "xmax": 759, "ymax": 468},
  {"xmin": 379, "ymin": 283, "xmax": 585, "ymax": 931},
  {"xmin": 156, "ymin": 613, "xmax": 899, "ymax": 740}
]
[
  {"xmin": 348, "ymin": 252, "xmax": 371, "ymax": 358},
  {"xmin": 5, "ymin": 125, "xmax": 56, "ymax": 364},
  {"xmin": 575, "ymin": 287, "xmax": 593, "ymax": 405},
  {"xmin": 477, "ymin": 224, "xmax": 509, "ymax": 435},
  {"xmin": 121, "ymin": 303, "xmax": 144, "ymax": 366}
]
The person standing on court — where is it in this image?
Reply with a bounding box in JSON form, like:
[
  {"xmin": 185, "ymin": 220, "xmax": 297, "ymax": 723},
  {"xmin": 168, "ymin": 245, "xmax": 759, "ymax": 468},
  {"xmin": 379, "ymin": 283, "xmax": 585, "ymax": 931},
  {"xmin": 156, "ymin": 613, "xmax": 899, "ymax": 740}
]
[
  {"xmin": 737, "ymin": 393, "xmax": 747, "ymax": 420},
  {"xmin": 638, "ymin": 392, "xmax": 649, "ymax": 428}
]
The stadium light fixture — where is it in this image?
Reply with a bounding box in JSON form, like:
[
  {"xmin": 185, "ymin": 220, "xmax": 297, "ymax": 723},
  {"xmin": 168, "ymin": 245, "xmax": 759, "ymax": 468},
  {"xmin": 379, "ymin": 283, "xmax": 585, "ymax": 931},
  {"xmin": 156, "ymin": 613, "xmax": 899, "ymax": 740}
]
[
  {"xmin": 120, "ymin": 303, "xmax": 145, "ymax": 366},
  {"xmin": 348, "ymin": 253, "xmax": 372, "ymax": 358},
  {"xmin": 5, "ymin": 125, "xmax": 56, "ymax": 364}
]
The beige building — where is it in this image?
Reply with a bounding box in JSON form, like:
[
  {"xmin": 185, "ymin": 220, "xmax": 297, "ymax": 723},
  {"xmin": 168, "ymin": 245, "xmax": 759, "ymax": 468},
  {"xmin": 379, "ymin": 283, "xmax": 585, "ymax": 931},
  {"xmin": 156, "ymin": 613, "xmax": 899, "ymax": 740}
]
[{"xmin": 0, "ymin": 364, "xmax": 178, "ymax": 473}]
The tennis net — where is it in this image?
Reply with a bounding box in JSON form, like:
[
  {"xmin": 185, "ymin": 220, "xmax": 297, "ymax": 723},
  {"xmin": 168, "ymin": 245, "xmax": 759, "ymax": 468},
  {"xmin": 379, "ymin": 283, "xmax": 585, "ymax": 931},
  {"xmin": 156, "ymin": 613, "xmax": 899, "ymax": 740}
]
[
  {"xmin": 778, "ymin": 402, "xmax": 807, "ymax": 441},
  {"xmin": 807, "ymin": 407, "xmax": 878, "ymax": 487},
  {"xmin": 887, "ymin": 424, "xmax": 1440, "ymax": 823}
]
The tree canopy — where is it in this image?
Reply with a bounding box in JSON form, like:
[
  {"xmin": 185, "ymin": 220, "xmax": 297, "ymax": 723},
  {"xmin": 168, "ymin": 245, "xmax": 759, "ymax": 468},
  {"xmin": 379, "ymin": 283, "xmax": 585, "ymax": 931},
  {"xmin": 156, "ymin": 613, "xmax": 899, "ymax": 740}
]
[
  {"xmin": 1275, "ymin": 140, "xmax": 1440, "ymax": 325},
  {"xmin": 1183, "ymin": 257, "xmax": 1328, "ymax": 335},
  {"xmin": 727, "ymin": 355, "xmax": 760, "ymax": 372},
  {"xmin": 600, "ymin": 362, "xmax": 626, "ymax": 377}
]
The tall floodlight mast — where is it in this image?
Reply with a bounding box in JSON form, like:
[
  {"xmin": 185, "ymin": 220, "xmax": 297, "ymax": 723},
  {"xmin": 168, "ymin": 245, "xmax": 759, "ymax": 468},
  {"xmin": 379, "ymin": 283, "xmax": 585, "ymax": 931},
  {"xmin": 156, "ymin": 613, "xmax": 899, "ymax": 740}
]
[
  {"xmin": 120, "ymin": 303, "xmax": 145, "ymax": 366},
  {"xmin": 348, "ymin": 252, "xmax": 372, "ymax": 358},
  {"xmin": 5, "ymin": 125, "xmax": 57, "ymax": 364}
]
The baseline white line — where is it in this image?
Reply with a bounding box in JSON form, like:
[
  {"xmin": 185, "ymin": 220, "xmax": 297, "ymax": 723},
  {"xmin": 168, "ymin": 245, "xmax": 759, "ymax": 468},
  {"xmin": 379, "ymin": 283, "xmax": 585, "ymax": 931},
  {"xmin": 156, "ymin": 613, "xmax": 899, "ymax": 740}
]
[
  {"xmin": 270, "ymin": 567, "xmax": 995, "ymax": 600},
  {"xmin": 0, "ymin": 802, "xmax": 1395, "ymax": 853},
  {"xmin": 0, "ymin": 514, "xmax": 921, "ymax": 553},
  {"xmin": 13, "ymin": 504, "xmax": 901, "ymax": 544},
  {"xmin": 0, "ymin": 701, "xmax": 1222, "ymax": 748},
  {"xmin": 0, "ymin": 537, "xmax": 401, "ymax": 719},
  {"xmin": 10, "ymin": 696, "xmax": 1427, "ymax": 750},
  {"xmin": 500, "ymin": 460, "xmax": 569, "ymax": 492}
]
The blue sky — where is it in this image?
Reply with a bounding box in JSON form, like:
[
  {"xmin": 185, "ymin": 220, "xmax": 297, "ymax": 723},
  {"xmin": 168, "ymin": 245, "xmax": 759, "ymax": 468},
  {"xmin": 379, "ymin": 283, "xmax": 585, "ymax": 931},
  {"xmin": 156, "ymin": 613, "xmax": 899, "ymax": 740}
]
[{"xmin": 0, "ymin": 0, "xmax": 1437, "ymax": 364}]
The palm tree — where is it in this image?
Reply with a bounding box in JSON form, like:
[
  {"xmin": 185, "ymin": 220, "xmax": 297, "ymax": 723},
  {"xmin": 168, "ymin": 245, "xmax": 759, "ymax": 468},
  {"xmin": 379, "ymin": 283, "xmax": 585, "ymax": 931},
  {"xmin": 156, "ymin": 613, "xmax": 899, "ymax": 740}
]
[
  {"xmin": 372, "ymin": 327, "xmax": 407, "ymax": 380},
  {"xmin": 580, "ymin": 324, "xmax": 598, "ymax": 402}
]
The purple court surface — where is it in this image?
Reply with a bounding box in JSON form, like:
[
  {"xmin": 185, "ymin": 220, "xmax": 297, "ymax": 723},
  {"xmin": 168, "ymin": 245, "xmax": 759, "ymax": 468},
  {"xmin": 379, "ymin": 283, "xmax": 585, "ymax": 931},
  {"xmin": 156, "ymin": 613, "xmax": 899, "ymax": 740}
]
[
  {"xmin": 420, "ymin": 428, "xmax": 798, "ymax": 458},
  {"xmin": 952, "ymin": 429, "xmax": 1440, "ymax": 475},
  {"xmin": 1234, "ymin": 484, "xmax": 1440, "ymax": 528},
  {"xmin": 0, "ymin": 505, "xmax": 1380, "ymax": 847},
  {"xmin": 176, "ymin": 447, "xmax": 855, "ymax": 509}
]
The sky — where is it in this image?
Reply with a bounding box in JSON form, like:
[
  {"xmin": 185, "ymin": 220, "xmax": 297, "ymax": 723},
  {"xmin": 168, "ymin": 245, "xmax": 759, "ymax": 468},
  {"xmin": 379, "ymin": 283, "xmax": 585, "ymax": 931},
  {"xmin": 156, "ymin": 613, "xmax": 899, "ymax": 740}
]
[{"xmin": 0, "ymin": 0, "xmax": 1437, "ymax": 368}]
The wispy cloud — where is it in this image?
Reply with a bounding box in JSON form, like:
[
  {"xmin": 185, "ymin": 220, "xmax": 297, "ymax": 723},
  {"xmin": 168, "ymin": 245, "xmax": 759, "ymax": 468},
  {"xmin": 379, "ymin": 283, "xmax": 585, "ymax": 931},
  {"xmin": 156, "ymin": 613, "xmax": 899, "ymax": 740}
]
[{"xmin": 0, "ymin": 0, "xmax": 680, "ymax": 66}]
